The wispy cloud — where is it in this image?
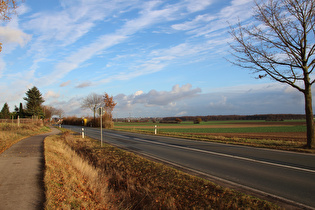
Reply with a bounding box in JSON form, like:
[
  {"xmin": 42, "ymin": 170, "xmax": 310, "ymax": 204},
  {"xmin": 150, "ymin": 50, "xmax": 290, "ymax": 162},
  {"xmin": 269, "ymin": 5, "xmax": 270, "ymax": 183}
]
[
  {"xmin": 3, "ymin": 0, "xmax": 220, "ymax": 90},
  {"xmin": 3, "ymin": 0, "xmax": 303, "ymax": 118},
  {"xmin": 76, "ymin": 81, "xmax": 92, "ymax": 88},
  {"xmin": 172, "ymin": 14, "xmax": 216, "ymax": 31},
  {"xmin": 39, "ymin": 0, "xmax": 211, "ymax": 85},
  {"xmin": 60, "ymin": 80, "xmax": 71, "ymax": 87},
  {"xmin": 172, "ymin": 0, "xmax": 253, "ymax": 38},
  {"xmin": 185, "ymin": 0, "xmax": 214, "ymax": 12},
  {"xmin": 23, "ymin": 0, "xmax": 135, "ymax": 48}
]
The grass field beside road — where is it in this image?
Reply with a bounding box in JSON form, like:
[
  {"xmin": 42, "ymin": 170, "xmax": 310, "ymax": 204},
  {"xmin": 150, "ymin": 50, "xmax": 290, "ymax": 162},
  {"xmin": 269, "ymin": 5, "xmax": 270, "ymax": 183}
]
[{"xmin": 114, "ymin": 120, "xmax": 313, "ymax": 153}]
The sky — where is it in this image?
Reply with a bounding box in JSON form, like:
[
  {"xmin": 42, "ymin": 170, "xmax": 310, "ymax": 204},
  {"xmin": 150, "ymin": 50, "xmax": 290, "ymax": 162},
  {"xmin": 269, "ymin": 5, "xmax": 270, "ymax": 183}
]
[{"xmin": 0, "ymin": 0, "xmax": 309, "ymax": 118}]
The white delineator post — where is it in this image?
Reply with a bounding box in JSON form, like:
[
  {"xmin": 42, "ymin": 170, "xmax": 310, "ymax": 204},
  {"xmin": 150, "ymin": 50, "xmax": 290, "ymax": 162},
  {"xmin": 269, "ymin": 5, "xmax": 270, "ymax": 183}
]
[
  {"xmin": 82, "ymin": 128, "xmax": 85, "ymax": 138},
  {"xmin": 155, "ymin": 125, "xmax": 157, "ymax": 135}
]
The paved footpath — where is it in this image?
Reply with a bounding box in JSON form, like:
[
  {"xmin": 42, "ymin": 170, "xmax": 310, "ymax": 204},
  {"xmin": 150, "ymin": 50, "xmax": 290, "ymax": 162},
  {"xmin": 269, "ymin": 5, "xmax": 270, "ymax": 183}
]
[{"xmin": 0, "ymin": 127, "xmax": 60, "ymax": 210}]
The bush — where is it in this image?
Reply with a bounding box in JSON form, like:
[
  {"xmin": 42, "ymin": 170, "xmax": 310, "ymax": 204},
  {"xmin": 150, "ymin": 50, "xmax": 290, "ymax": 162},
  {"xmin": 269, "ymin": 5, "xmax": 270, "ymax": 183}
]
[
  {"xmin": 194, "ymin": 117, "xmax": 202, "ymax": 124},
  {"xmin": 175, "ymin": 118, "xmax": 182, "ymax": 123}
]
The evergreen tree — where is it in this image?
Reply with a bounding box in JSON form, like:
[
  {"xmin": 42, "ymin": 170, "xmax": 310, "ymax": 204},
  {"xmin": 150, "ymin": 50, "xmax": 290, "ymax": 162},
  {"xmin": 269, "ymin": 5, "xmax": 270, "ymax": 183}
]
[
  {"xmin": 18, "ymin": 102, "xmax": 25, "ymax": 118},
  {"xmin": 23, "ymin": 86, "xmax": 45, "ymax": 118},
  {"xmin": 0, "ymin": 103, "xmax": 11, "ymax": 119}
]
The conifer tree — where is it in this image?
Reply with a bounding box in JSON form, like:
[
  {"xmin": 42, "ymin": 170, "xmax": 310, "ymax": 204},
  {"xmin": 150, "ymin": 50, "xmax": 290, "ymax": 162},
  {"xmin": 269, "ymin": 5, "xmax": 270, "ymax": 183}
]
[
  {"xmin": 23, "ymin": 86, "xmax": 45, "ymax": 118},
  {"xmin": 0, "ymin": 103, "xmax": 10, "ymax": 119}
]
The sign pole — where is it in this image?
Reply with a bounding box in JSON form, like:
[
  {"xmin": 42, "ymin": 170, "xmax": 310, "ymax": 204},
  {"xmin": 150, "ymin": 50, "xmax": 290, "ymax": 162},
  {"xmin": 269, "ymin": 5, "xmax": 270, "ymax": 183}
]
[{"xmin": 100, "ymin": 107, "xmax": 103, "ymax": 147}]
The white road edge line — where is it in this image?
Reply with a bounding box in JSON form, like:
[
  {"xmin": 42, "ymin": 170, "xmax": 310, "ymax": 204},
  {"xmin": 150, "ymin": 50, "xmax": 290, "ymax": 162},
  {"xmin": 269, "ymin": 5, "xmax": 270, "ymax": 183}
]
[
  {"xmin": 64, "ymin": 127, "xmax": 315, "ymax": 174},
  {"xmin": 141, "ymin": 152, "xmax": 315, "ymax": 210},
  {"xmin": 132, "ymin": 138, "xmax": 315, "ymax": 174}
]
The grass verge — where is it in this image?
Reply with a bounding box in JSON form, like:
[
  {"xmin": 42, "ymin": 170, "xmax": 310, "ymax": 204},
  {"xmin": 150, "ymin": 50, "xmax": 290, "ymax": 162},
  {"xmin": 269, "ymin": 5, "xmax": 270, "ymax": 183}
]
[
  {"xmin": 44, "ymin": 134, "xmax": 111, "ymax": 209},
  {"xmin": 44, "ymin": 130, "xmax": 281, "ymax": 209},
  {"xmin": 0, "ymin": 122, "xmax": 50, "ymax": 154}
]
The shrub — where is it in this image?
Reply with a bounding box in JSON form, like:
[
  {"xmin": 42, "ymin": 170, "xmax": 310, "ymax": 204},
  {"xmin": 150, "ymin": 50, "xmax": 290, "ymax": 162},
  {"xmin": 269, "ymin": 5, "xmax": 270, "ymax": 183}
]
[
  {"xmin": 194, "ymin": 117, "xmax": 202, "ymax": 124},
  {"xmin": 175, "ymin": 118, "xmax": 182, "ymax": 123}
]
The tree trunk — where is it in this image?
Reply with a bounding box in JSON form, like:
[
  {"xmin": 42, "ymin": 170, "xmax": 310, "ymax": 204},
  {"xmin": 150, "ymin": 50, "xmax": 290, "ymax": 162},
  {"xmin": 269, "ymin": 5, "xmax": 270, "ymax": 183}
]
[{"xmin": 304, "ymin": 85, "xmax": 315, "ymax": 149}]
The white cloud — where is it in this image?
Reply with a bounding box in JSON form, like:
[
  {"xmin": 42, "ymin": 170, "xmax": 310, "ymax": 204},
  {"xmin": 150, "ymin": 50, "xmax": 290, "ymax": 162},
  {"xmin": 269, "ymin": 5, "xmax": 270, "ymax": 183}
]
[
  {"xmin": 186, "ymin": 0, "xmax": 214, "ymax": 12},
  {"xmin": 0, "ymin": 26, "xmax": 32, "ymax": 47},
  {"xmin": 134, "ymin": 90, "xmax": 144, "ymax": 96},
  {"xmin": 45, "ymin": 90, "xmax": 60, "ymax": 99},
  {"xmin": 16, "ymin": 4, "xmax": 31, "ymax": 15},
  {"xmin": 42, "ymin": 82, "xmax": 311, "ymax": 118},
  {"xmin": 49, "ymin": 96, "xmax": 86, "ymax": 117},
  {"xmin": 115, "ymin": 84, "xmax": 201, "ymax": 108}
]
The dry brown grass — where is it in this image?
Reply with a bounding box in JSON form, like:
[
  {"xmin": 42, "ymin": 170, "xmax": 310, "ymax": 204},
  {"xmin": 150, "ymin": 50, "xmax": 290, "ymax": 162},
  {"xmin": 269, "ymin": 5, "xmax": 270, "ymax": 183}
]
[
  {"xmin": 44, "ymin": 133, "xmax": 112, "ymax": 209},
  {"xmin": 0, "ymin": 122, "xmax": 50, "ymax": 154},
  {"xmin": 45, "ymin": 130, "xmax": 281, "ymax": 209}
]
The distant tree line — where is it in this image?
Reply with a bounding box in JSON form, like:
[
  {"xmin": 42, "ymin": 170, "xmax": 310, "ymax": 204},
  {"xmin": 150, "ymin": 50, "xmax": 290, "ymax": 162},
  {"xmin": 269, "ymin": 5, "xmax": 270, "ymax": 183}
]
[{"xmin": 161, "ymin": 114, "xmax": 307, "ymax": 122}]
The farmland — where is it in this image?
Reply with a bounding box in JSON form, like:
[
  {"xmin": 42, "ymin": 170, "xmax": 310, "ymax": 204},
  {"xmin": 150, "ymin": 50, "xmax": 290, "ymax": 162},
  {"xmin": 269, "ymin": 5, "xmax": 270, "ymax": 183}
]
[{"xmin": 114, "ymin": 120, "xmax": 311, "ymax": 152}]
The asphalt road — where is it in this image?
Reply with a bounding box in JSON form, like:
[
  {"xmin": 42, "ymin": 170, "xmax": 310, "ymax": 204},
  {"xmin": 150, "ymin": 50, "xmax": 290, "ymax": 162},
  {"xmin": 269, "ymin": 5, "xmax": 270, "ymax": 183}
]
[{"xmin": 63, "ymin": 125, "xmax": 315, "ymax": 209}]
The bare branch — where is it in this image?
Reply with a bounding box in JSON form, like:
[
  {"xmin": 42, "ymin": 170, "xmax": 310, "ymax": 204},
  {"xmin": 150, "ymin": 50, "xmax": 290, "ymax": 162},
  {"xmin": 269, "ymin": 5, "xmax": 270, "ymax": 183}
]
[{"xmin": 229, "ymin": 0, "xmax": 315, "ymax": 93}]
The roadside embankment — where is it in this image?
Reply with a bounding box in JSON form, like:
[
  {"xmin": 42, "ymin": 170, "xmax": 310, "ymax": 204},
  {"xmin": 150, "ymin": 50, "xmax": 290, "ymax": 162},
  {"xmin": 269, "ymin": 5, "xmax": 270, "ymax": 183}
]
[{"xmin": 44, "ymin": 130, "xmax": 281, "ymax": 209}]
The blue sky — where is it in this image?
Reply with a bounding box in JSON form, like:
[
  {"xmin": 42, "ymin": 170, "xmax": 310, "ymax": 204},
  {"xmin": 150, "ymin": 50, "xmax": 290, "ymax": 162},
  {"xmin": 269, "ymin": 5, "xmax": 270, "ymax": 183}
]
[{"xmin": 0, "ymin": 0, "xmax": 308, "ymax": 118}]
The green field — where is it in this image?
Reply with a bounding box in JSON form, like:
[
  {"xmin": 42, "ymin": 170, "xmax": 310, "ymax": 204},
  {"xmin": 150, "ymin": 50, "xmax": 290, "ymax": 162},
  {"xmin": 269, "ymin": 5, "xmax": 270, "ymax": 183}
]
[
  {"xmin": 114, "ymin": 120, "xmax": 306, "ymax": 133},
  {"xmin": 145, "ymin": 126, "xmax": 306, "ymax": 133},
  {"xmin": 115, "ymin": 120, "xmax": 269, "ymax": 126},
  {"xmin": 113, "ymin": 120, "xmax": 312, "ymax": 152}
]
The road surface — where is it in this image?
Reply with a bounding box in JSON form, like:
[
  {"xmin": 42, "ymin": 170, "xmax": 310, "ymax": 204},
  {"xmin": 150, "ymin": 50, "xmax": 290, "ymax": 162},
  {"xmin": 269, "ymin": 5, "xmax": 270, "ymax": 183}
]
[{"xmin": 63, "ymin": 125, "xmax": 315, "ymax": 209}]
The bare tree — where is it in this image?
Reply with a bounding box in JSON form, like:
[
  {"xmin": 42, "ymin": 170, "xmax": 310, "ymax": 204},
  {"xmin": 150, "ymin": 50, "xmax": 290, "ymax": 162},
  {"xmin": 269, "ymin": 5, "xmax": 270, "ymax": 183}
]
[
  {"xmin": 81, "ymin": 93, "xmax": 103, "ymax": 125},
  {"xmin": 43, "ymin": 106, "xmax": 64, "ymax": 120},
  {"xmin": 43, "ymin": 105, "xmax": 53, "ymax": 120},
  {"xmin": 229, "ymin": 0, "xmax": 315, "ymax": 148},
  {"xmin": 54, "ymin": 108, "xmax": 64, "ymax": 119}
]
